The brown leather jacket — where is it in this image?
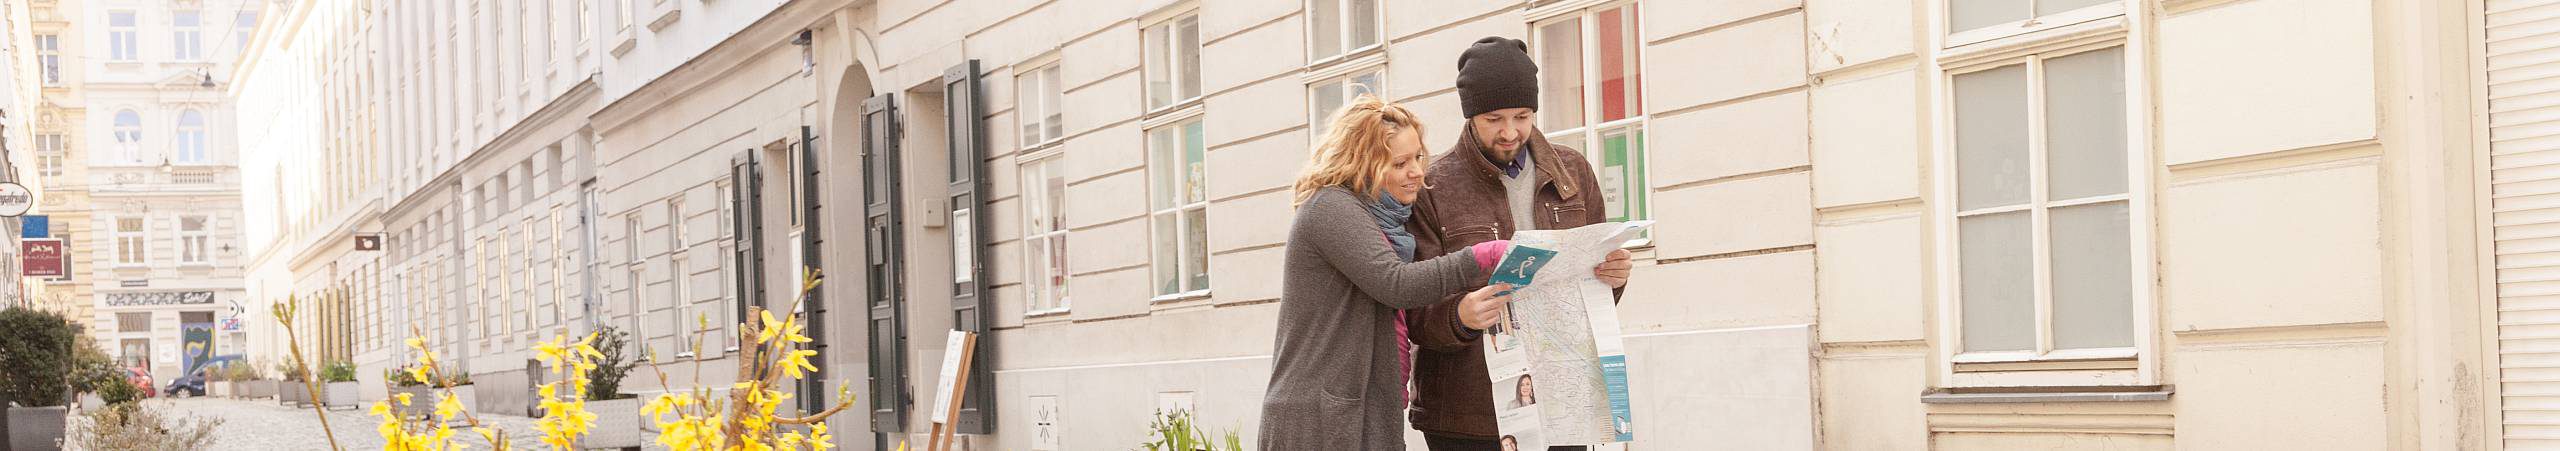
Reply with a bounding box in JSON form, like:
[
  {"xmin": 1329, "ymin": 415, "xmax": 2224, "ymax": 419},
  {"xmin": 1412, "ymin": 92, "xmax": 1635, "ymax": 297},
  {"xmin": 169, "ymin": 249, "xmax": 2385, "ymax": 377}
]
[{"xmin": 1404, "ymin": 124, "xmax": 1619, "ymax": 439}]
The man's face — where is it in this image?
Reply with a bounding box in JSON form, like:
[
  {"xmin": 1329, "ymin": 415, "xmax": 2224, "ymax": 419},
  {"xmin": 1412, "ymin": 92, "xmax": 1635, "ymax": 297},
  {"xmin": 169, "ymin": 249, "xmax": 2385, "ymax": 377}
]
[{"xmin": 1470, "ymin": 107, "xmax": 1537, "ymax": 163}]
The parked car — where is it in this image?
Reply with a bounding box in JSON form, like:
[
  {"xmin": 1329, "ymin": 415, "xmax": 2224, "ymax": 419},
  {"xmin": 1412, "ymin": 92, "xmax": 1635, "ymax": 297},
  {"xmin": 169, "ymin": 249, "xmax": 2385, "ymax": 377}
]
[
  {"xmin": 125, "ymin": 367, "xmax": 156, "ymax": 399},
  {"xmin": 164, "ymin": 371, "xmax": 205, "ymax": 397}
]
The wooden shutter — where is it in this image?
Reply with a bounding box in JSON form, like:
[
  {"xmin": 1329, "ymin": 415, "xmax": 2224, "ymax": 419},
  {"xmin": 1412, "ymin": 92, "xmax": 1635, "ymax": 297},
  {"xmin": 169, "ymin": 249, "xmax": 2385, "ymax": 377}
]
[
  {"xmin": 943, "ymin": 60, "xmax": 996, "ymax": 434},
  {"xmin": 796, "ymin": 126, "xmax": 831, "ymax": 415},
  {"xmin": 2494, "ymin": 2, "xmax": 2560, "ymax": 445},
  {"xmin": 862, "ymin": 94, "xmax": 911, "ymax": 433}
]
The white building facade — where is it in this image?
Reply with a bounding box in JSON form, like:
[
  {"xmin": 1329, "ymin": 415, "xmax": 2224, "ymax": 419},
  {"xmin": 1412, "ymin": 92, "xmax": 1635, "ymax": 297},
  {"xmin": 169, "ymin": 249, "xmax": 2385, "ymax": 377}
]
[{"xmin": 69, "ymin": 0, "xmax": 256, "ymax": 384}]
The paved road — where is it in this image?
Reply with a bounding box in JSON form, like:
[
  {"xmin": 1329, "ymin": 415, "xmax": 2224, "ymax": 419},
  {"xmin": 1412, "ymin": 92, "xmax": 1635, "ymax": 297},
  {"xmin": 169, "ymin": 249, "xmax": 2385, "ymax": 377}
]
[{"xmin": 81, "ymin": 396, "xmax": 557, "ymax": 450}]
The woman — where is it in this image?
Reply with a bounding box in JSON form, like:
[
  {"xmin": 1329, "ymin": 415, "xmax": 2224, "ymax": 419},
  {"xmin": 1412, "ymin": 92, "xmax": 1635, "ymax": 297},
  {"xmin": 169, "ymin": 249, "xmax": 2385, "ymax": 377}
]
[{"xmin": 1259, "ymin": 95, "xmax": 1515, "ymax": 450}]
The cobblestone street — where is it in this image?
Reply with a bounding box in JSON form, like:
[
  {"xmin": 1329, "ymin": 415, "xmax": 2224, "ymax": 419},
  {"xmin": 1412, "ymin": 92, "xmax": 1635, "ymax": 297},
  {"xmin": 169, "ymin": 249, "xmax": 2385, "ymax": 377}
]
[{"xmin": 81, "ymin": 396, "xmax": 557, "ymax": 450}]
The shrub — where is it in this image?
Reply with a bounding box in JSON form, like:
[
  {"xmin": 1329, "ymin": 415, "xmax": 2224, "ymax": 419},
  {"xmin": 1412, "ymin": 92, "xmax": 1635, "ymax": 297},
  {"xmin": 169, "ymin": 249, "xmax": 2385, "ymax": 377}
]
[
  {"xmin": 275, "ymin": 360, "xmax": 310, "ymax": 383},
  {"xmin": 585, "ymin": 325, "xmax": 637, "ymax": 401},
  {"xmin": 70, "ymin": 401, "xmax": 223, "ymax": 450},
  {"xmin": 1138, "ymin": 409, "xmax": 1244, "ymax": 451},
  {"xmin": 220, "ymin": 362, "xmax": 262, "ymax": 382},
  {"xmin": 321, "ymin": 361, "xmax": 357, "ymax": 383},
  {"xmin": 0, "ymin": 307, "xmax": 78, "ymax": 407},
  {"xmin": 91, "ymin": 374, "xmax": 142, "ymax": 406}
]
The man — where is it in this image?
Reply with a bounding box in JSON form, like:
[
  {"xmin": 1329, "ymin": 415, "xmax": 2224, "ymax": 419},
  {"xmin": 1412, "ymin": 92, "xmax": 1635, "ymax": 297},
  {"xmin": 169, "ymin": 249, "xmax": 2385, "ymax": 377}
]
[{"xmin": 1407, "ymin": 36, "xmax": 1634, "ymax": 451}]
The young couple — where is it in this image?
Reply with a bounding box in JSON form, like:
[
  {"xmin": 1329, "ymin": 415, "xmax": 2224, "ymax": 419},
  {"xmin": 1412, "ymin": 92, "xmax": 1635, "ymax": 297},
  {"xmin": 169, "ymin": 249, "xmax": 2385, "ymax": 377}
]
[{"xmin": 1258, "ymin": 36, "xmax": 1635, "ymax": 451}]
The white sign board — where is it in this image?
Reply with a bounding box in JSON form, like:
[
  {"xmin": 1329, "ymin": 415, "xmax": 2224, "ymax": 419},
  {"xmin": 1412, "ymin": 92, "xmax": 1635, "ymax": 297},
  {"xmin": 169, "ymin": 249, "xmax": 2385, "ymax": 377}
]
[
  {"xmin": 929, "ymin": 330, "xmax": 971, "ymax": 423},
  {"xmin": 0, "ymin": 182, "xmax": 32, "ymax": 217}
]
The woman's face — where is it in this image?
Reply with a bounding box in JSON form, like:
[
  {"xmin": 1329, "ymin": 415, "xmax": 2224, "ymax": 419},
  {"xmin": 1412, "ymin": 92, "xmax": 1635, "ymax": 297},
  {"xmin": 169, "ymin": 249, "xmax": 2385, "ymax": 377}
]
[
  {"xmin": 1381, "ymin": 127, "xmax": 1426, "ymax": 203},
  {"xmin": 1517, "ymin": 376, "xmax": 1535, "ymax": 400}
]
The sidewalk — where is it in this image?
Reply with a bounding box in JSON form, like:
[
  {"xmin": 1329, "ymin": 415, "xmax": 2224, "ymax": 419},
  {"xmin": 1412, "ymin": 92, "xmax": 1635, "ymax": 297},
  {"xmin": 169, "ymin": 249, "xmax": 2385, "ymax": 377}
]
[{"xmin": 72, "ymin": 396, "xmax": 559, "ymax": 450}]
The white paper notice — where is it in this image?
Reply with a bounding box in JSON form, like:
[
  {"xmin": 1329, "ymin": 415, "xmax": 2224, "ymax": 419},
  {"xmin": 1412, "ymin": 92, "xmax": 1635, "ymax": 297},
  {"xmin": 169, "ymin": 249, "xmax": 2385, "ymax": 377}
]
[
  {"xmin": 1482, "ymin": 221, "xmax": 1648, "ymax": 447},
  {"xmin": 930, "ymin": 330, "xmax": 970, "ymax": 423}
]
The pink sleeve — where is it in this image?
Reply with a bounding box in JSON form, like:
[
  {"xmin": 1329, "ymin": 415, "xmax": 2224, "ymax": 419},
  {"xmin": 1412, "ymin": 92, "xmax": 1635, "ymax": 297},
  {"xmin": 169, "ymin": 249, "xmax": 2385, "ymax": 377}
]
[{"xmin": 1470, "ymin": 240, "xmax": 1510, "ymax": 271}]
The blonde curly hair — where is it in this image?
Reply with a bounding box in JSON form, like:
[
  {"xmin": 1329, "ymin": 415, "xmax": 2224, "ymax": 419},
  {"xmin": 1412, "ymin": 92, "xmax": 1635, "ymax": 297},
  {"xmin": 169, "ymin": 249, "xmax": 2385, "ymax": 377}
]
[{"xmin": 1293, "ymin": 94, "xmax": 1424, "ymax": 206}]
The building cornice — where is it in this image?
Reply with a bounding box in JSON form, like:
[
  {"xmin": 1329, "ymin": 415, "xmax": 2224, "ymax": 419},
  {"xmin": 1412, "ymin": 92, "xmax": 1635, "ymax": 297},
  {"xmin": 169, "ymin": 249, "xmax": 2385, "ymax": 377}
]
[{"xmin": 590, "ymin": 0, "xmax": 844, "ymax": 134}]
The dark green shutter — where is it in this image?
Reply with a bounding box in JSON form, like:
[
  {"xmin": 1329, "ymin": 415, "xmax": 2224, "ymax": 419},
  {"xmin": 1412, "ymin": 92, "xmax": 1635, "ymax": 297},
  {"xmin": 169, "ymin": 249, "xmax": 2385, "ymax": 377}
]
[
  {"xmin": 942, "ymin": 60, "xmax": 995, "ymax": 434},
  {"xmin": 862, "ymin": 94, "xmax": 910, "ymax": 433},
  {"xmin": 796, "ymin": 126, "xmax": 829, "ymax": 415}
]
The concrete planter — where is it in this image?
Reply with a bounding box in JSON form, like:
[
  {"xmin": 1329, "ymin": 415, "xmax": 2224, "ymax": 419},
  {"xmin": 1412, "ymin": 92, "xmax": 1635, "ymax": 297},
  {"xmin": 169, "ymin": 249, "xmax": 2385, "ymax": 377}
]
[
  {"xmin": 75, "ymin": 393, "xmax": 102, "ymax": 410},
  {"xmin": 209, "ymin": 381, "xmax": 233, "ymax": 398},
  {"xmin": 388, "ymin": 385, "xmax": 436, "ymax": 418},
  {"xmin": 580, "ymin": 397, "xmax": 644, "ymax": 450},
  {"xmin": 323, "ymin": 381, "xmax": 360, "ymax": 409},
  {"xmin": 278, "ymin": 381, "xmax": 313, "ymax": 406},
  {"xmin": 240, "ymin": 380, "xmax": 276, "ymax": 399},
  {"xmin": 7, "ymin": 405, "xmax": 67, "ymax": 451}
]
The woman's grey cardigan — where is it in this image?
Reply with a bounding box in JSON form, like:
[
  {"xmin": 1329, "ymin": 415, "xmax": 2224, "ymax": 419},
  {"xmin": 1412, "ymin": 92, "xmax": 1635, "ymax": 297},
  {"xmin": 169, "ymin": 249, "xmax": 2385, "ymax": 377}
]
[{"xmin": 1258, "ymin": 186, "xmax": 1486, "ymax": 450}]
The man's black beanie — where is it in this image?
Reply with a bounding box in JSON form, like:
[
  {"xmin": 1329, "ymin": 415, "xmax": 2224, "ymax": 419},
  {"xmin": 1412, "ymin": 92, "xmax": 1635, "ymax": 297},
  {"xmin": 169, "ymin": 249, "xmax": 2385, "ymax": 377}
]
[{"xmin": 1456, "ymin": 36, "xmax": 1538, "ymax": 118}]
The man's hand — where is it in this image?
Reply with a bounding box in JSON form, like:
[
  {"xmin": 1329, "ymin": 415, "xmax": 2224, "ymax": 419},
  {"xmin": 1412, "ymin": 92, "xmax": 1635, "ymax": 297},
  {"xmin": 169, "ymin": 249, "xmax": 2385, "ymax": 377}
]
[
  {"xmin": 1594, "ymin": 249, "xmax": 1631, "ymax": 288},
  {"xmin": 1460, "ymin": 283, "xmax": 1516, "ymax": 330}
]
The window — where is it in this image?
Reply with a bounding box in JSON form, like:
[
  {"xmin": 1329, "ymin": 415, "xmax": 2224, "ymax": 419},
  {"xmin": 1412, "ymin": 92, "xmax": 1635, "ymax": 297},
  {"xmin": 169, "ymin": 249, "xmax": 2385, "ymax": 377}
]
[
  {"xmin": 1949, "ymin": 0, "xmax": 2120, "ymax": 46},
  {"xmin": 115, "ymin": 217, "xmax": 146, "ymax": 265},
  {"xmin": 236, "ymin": 11, "xmax": 257, "ymax": 53},
  {"xmin": 617, "ymin": 0, "xmax": 635, "ymax": 31},
  {"xmin": 1020, "ymin": 156, "xmax": 1070, "ymax": 314},
  {"xmin": 578, "ymin": 0, "xmax": 595, "ymax": 43},
  {"xmin": 119, "ymin": 312, "xmax": 150, "ymax": 332},
  {"xmin": 624, "ymin": 215, "xmax": 648, "ymax": 358},
  {"xmin": 713, "ymin": 182, "xmax": 738, "ymax": 350},
  {"xmin": 177, "ymin": 110, "xmax": 208, "ymax": 164},
  {"xmin": 1308, "ymin": 69, "xmax": 1383, "ymax": 136},
  {"xmin": 1016, "ymin": 63, "xmax": 1064, "ymax": 148},
  {"xmin": 667, "ymin": 197, "xmax": 695, "ymax": 355},
  {"xmin": 1147, "ymin": 119, "xmax": 1209, "ymax": 299},
  {"xmin": 173, "ymin": 10, "xmax": 202, "ymax": 61},
  {"xmin": 36, "ymin": 34, "xmax": 58, "ymax": 85},
  {"xmin": 114, "ymin": 110, "xmax": 142, "ymax": 163},
  {"xmin": 1534, "ymin": 3, "xmax": 1649, "ymax": 224},
  {"xmin": 120, "ymin": 338, "xmax": 148, "ymax": 368},
  {"xmin": 180, "ymin": 216, "xmax": 210, "ymax": 265},
  {"xmin": 1307, "ymin": 0, "xmax": 1382, "ymax": 64},
  {"xmin": 1948, "ymin": 46, "xmax": 2134, "ymax": 360},
  {"xmin": 108, "ymin": 11, "xmax": 137, "ymax": 61},
  {"xmin": 1143, "ymin": 13, "xmax": 1202, "ymax": 111},
  {"xmin": 37, "ymin": 134, "xmax": 63, "ymax": 179}
]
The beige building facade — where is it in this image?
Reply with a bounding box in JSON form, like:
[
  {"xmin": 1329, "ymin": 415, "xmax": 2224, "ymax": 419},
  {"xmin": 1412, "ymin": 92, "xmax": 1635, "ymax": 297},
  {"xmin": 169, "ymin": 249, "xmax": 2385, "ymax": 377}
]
[{"xmin": 230, "ymin": 0, "xmax": 2560, "ymax": 449}]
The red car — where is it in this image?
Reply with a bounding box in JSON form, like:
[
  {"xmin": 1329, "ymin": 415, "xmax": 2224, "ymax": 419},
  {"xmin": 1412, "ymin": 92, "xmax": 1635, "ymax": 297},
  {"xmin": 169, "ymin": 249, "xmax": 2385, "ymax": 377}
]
[{"xmin": 123, "ymin": 367, "xmax": 156, "ymax": 399}]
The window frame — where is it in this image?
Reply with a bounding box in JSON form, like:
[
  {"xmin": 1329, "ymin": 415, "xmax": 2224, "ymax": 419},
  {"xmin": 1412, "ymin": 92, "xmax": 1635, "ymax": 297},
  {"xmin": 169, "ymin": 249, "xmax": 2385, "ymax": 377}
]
[
  {"xmin": 1141, "ymin": 8, "xmax": 1204, "ymax": 114},
  {"xmin": 1529, "ymin": 0, "xmax": 1654, "ymax": 245},
  {"xmin": 712, "ymin": 180, "xmax": 738, "ymax": 352},
  {"xmin": 36, "ymin": 34, "xmax": 58, "ymax": 86},
  {"xmin": 107, "ymin": 10, "xmax": 137, "ymax": 62},
  {"xmin": 1944, "ymin": 0, "xmax": 2125, "ymax": 50},
  {"xmin": 1015, "ymin": 58, "xmax": 1065, "ymax": 150},
  {"xmin": 1017, "ymin": 150, "xmax": 1072, "ymax": 317},
  {"xmin": 1927, "ymin": 2, "xmax": 2156, "ymax": 388},
  {"xmin": 1143, "ymin": 113, "xmax": 1211, "ymax": 303},
  {"xmin": 667, "ymin": 196, "xmax": 698, "ymax": 358},
  {"xmin": 178, "ymin": 215, "xmax": 211, "ymax": 266},
  {"xmin": 114, "ymin": 216, "xmax": 147, "ymax": 266},
  {"xmin": 1303, "ymin": 0, "xmax": 1384, "ymax": 67},
  {"xmin": 177, "ymin": 110, "xmax": 208, "ymax": 164},
  {"xmin": 113, "ymin": 110, "xmax": 142, "ymax": 163},
  {"xmin": 172, "ymin": 10, "xmax": 202, "ymax": 61},
  {"xmin": 1303, "ymin": 63, "xmax": 1385, "ymax": 138}
]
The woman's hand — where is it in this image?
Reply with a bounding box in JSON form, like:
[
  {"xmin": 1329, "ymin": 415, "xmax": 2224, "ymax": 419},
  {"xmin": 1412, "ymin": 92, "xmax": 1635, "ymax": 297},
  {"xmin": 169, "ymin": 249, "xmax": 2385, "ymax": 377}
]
[{"xmin": 1460, "ymin": 283, "xmax": 1516, "ymax": 330}]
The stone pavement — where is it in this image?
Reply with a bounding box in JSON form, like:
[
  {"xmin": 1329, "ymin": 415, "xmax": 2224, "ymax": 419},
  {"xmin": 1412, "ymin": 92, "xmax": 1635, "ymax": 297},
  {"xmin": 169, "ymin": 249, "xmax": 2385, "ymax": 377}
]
[{"xmin": 76, "ymin": 396, "xmax": 557, "ymax": 450}]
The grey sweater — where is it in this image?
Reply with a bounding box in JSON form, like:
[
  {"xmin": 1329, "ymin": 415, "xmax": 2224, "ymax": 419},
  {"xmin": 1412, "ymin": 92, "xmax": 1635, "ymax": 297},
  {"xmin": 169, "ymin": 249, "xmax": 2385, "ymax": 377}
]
[{"xmin": 1259, "ymin": 187, "xmax": 1486, "ymax": 451}]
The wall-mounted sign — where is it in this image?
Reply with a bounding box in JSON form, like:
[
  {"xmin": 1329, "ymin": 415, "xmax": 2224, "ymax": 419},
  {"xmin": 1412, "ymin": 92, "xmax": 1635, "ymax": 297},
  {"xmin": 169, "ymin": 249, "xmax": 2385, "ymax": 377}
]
[
  {"xmin": 22, "ymin": 238, "xmax": 63, "ymax": 277},
  {"xmin": 0, "ymin": 183, "xmax": 33, "ymax": 217},
  {"xmin": 353, "ymin": 234, "xmax": 382, "ymax": 251},
  {"xmin": 21, "ymin": 215, "xmax": 47, "ymax": 238},
  {"xmin": 104, "ymin": 291, "xmax": 216, "ymax": 307}
]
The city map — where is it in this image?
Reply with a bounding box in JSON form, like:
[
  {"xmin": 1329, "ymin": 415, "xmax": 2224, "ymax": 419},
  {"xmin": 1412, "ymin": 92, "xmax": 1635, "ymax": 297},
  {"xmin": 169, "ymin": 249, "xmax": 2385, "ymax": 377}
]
[{"xmin": 1483, "ymin": 221, "xmax": 1649, "ymax": 447}]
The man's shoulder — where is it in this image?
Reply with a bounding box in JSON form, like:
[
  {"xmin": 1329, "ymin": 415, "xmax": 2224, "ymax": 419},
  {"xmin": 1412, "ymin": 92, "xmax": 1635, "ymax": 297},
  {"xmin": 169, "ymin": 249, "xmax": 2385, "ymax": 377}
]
[{"xmin": 1541, "ymin": 140, "xmax": 1596, "ymax": 172}]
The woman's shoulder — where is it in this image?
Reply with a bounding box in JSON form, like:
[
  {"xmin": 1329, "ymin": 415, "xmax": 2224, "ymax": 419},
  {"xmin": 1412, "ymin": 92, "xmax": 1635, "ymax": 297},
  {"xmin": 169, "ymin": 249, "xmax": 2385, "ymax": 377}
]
[{"xmin": 1300, "ymin": 186, "xmax": 1361, "ymax": 210}]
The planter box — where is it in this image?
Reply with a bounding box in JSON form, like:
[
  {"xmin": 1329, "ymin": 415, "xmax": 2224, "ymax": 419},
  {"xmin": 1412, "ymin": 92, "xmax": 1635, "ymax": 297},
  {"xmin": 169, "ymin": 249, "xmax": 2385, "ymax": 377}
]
[
  {"xmin": 388, "ymin": 385, "xmax": 435, "ymax": 418},
  {"xmin": 580, "ymin": 397, "xmax": 644, "ymax": 450},
  {"xmin": 75, "ymin": 393, "xmax": 102, "ymax": 410},
  {"xmin": 323, "ymin": 381, "xmax": 359, "ymax": 409},
  {"xmin": 240, "ymin": 380, "xmax": 276, "ymax": 399},
  {"xmin": 278, "ymin": 381, "xmax": 312, "ymax": 406},
  {"xmin": 209, "ymin": 381, "xmax": 233, "ymax": 398},
  {"xmin": 7, "ymin": 405, "xmax": 66, "ymax": 451}
]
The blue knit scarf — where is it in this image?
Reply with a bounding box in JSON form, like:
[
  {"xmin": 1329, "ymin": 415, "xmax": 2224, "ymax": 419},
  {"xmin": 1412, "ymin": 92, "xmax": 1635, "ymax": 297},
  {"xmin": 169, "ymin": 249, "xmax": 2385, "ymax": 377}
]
[{"xmin": 1367, "ymin": 191, "xmax": 1417, "ymax": 261}]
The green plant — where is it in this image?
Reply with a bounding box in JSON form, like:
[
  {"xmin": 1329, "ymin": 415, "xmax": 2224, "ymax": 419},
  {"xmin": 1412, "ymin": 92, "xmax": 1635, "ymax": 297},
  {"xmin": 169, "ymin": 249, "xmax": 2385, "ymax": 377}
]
[
  {"xmin": 70, "ymin": 400, "xmax": 223, "ymax": 450},
  {"xmin": 584, "ymin": 325, "xmax": 636, "ymax": 401},
  {"xmin": 91, "ymin": 373, "xmax": 142, "ymax": 406},
  {"xmin": 221, "ymin": 362, "xmax": 262, "ymax": 382},
  {"xmin": 321, "ymin": 361, "xmax": 358, "ymax": 383},
  {"xmin": 275, "ymin": 360, "xmax": 311, "ymax": 383},
  {"xmin": 0, "ymin": 307, "xmax": 78, "ymax": 407},
  {"xmin": 1137, "ymin": 409, "xmax": 1244, "ymax": 451}
]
